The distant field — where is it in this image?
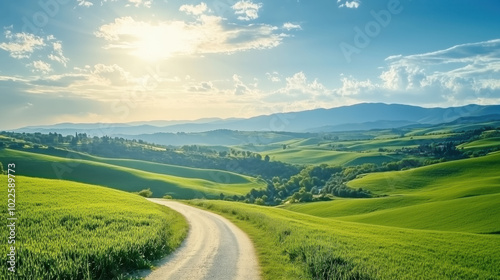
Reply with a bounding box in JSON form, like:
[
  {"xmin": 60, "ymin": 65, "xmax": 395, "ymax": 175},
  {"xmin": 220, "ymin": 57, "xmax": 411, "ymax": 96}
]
[
  {"xmin": 284, "ymin": 152, "xmax": 500, "ymax": 234},
  {"xmin": 0, "ymin": 148, "xmax": 265, "ymax": 198},
  {"xmin": 264, "ymin": 148, "xmax": 399, "ymax": 166},
  {"xmin": 252, "ymin": 134, "xmax": 454, "ymax": 166},
  {"xmin": 458, "ymin": 137, "xmax": 500, "ymax": 150},
  {"xmin": 0, "ymin": 176, "xmax": 188, "ymax": 279},
  {"xmin": 23, "ymin": 147, "xmax": 252, "ymax": 184},
  {"xmin": 189, "ymin": 200, "xmax": 500, "ymax": 280}
]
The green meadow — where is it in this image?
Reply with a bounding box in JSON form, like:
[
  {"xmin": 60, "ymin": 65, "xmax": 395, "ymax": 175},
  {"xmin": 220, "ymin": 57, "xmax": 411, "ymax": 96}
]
[
  {"xmin": 0, "ymin": 176, "xmax": 188, "ymax": 279},
  {"xmin": 188, "ymin": 199, "xmax": 500, "ymax": 280},
  {"xmin": 0, "ymin": 148, "xmax": 264, "ymax": 199},
  {"xmin": 284, "ymin": 152, "xmax": 500, "ymax": 234}
]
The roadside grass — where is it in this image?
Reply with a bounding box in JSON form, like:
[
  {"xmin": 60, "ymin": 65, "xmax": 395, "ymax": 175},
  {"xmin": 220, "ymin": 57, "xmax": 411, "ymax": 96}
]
[
  {"xmin": 188, "ymin": 200, "xmax": 500, "ymax": 280},
  {"xmin": 0, "ymin": 176, "xmax": 188, "ymax": 279},
  {"xmin": 0, "ymin": 149, "xmax": 264, "ymax": 198}
]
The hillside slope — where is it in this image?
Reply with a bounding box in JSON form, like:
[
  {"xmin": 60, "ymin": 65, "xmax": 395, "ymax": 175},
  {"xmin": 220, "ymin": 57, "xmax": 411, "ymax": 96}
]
[
  {"xmin": 284, "ymin": 152, "xmax": 500, "ymax": 233},
  {"xmin": 0, "ymin": 148, "xmax": 265, "ymax": 198}
]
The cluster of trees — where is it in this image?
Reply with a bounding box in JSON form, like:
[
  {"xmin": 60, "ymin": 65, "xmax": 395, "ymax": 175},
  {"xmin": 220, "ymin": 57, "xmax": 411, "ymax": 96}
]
[
  {"xmin": 0, "ymin": 131, "xmax": 299, "ymax": 180},
  {"xmin": 396, "ymin": 142, "xmax": 465, "ymax": 160},
  {"xmin": 232, "ymin": 164, "xmax": 374, "ymax": 205}
]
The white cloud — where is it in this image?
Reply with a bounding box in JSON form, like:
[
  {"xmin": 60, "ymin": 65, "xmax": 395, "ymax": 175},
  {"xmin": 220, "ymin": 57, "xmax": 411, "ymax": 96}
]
[
  {"xmin": 282, "ymin": 22, "xmax": 302, "ymax": 31},
  {"xmin": 88, "ymin": 64, "xmax": 132, "ymax": 86},
  {"xmin": 187, "ymin": 81, "xmax": 215, "ymax": 92},
  {"xmin": 232, "ymin": 1, "xmax": 262, "ymax": 21},
  {"xmin": 339, "ymin": 0, "xmax": 360, "ymax": 9},
  {"xmin": 30, "ymin": 60, "xmax": 53, "ymax": 74},
  {"xmin": 266, "ymin": 72, "xmax": 281, "ymax": 82},
  {"xmin": 77, "ymin": 0, "xmax": 93, "ymax": 7},
  {"xmin": 263, "ymin": 72, "xmax": 333, "ymax": 105},
  {"xmin": 86, "ymin": 0, "xmax": 152, "ymax": 8},
  {"xmin": 48, "ymin": 41, "xmax": 69, "ymax": 66},
  {"xmin": 0, "ymin": 30, "xmax": 45, "ymax": 59},
  {"xmin": 233, "ymin": 74, "xmax": 253, "ymax": 95},
  {"xmin": 339, "ymin": 39, "xmax": 500, "ymax": 105},
  {"xmin": 127, "ymin": 0, "xmax": 152, "ymax": 7},
  {"xmin": 95, "ymin": 16, "xmax": 285, "ymax": 60},
  {"xmin": 180, "ymin": 3, "xmax": 208, "ymax": 15}
]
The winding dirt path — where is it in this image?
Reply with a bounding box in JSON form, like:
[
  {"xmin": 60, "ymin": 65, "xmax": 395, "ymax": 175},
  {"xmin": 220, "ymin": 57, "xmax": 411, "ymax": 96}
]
[{"xmin": 143, "ymin": 199, "xmax": 261, "ymax": 280}]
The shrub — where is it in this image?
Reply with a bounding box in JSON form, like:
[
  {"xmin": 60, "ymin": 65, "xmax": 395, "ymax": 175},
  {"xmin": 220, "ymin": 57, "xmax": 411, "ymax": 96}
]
[{"xmin": 137, "ymin": 188, "xmax": 153, "ymax": 198}]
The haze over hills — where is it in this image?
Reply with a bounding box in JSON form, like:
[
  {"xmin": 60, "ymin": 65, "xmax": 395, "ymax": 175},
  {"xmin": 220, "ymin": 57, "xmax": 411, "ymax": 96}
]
[{"xmin": 12, "ymin": 103, "xmax": 500, "ymax": 138}]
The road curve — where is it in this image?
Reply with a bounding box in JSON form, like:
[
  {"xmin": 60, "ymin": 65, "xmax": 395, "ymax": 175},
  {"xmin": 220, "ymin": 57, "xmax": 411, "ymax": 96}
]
[{"xmin": 144, "ymin": 199, "xmax": 261, "ymax": 280}]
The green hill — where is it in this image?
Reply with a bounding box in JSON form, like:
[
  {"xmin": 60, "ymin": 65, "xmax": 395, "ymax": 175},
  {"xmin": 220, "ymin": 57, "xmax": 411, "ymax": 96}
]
[
  {"xmin": 284, "ymin": 152, "xmax": 500, "ymax": 234},
  {"xmin": 265, "ymin": 148, "xmax": 398, "ymax": 166},
  {"xmin": 0, "ymin": 176, "xmax": 187, "ymax": 279},
  {"xmin": 190, "ymin": 200, "xmax": 500, "ymax": 280},
  {"xmin": 0, "ymin": 148, "xmax": 264, "ymax": 199}
]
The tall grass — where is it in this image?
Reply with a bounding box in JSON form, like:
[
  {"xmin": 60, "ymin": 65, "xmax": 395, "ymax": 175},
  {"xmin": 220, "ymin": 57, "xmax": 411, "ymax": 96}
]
[
  {"xmin": 0, "ymin": 176, "xmax": 188, "ymax": 280},
  {"xmin": 188, "ymin": 200, "xmax": 500, "ymax": 280}
]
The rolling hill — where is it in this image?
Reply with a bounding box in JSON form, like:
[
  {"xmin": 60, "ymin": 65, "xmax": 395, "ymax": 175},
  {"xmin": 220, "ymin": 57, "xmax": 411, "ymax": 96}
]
[
  {"xmin": 0, "ymin": 148, "xmax": 265, "ymax": 199},
  {"xmin": 284, "ymin": 152, "xmax": 500, "ymax": 234}
]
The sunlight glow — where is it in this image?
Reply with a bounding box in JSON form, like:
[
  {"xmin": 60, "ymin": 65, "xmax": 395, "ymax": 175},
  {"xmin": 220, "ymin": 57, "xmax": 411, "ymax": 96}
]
[{"xmin": 132, "ymin": 24, "xmax": 194, "ymax": 61}]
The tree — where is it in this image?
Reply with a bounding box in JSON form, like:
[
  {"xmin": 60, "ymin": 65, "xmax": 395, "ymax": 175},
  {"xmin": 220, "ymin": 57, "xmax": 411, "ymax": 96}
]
[
  {"xmin": 264, "ymin": 155, "xmax": 270, "ymax": 162},
  {"xmin": 0, "ymin": 162, "xmax": 4, "ymax": 174},
  {"xmin": 254, "ymin": 198, "xmax": 265, "ymax": 205},
  {"xmin": 311, "ymin": 186, "xmax": 319, "ymax": 195},
  {"xmin": 137, "ymin": 188, "xmax": 153, "ymax": 198}
]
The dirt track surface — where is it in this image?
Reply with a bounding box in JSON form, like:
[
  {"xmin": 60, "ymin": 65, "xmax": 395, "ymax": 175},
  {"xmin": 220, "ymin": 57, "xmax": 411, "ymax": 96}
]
[{"xmin": 144, "ymin": 199, "xmax": 261, "ymax": 280}]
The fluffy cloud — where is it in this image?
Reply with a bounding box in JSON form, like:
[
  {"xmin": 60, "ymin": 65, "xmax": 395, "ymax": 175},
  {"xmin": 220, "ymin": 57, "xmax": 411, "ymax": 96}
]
[
  {"xmin": 78, "ymin": 0, "xmax": 153, "ymax": 8},
  {"xmin": 95, "ymin": 15, "xmax": 285, "ymax": 60},
  {"xmin": 338, "ymin": 0, "xmax": 361, "ymax": 9},
  {"xmin": 282, "ymin": 22, "xmax": 302, "ymax": 31},
  {"xmin": 232, "ymin": 1, "xmax": 262, "ymax": 21},
  {"xmin": 339, "ymin": 39, "xmax": 500, "ymax": 105},
  {"xmin": 233, "ymin": 74, "xmax": 253, "ymax": 95},
  {"xmin": 77, "ymin": 0, "xmax": 93, "ymax": 7},
  {"xmin": 48, "ymin": 41, "xmax": 69, "ymax": 66},
  {"xmin": 126, "ymin": 0, "xmax": 152, "ymax": 8},
  {"xmin": 266, "ymin": 72, "xmax": 281, "ymax": 82},
  {"xmin": 0, "ymin": 30, "xmax": 45, "ymax": 59},
  {"xmin": 188, "ymin": 81, "xmax": 215, "ymax": 92},
  {"xmin": 30, "ymin": 60, "xmax": 53, "ymax": 74},
  {"xmin": 180, "ymin": 3, "xmax": 208, "ymax": 15}
]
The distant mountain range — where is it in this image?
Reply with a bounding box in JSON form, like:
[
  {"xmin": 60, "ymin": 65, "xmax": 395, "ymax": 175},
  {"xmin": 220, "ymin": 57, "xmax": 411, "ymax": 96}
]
[{"xmin": 13, "ymin": 103, "xmax": 500, "ymax": 139}]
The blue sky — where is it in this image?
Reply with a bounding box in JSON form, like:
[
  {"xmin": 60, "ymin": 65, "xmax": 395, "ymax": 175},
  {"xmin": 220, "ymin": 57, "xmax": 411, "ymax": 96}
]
[{"xmin": 0, "ymin": 0, "xmax": 499, "ymax": 129}]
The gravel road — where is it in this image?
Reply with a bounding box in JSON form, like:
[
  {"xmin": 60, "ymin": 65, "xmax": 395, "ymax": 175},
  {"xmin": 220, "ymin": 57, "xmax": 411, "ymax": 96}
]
[{"xmin": 143, "ymin": 199, "xmax": 261, "ymax": 280}]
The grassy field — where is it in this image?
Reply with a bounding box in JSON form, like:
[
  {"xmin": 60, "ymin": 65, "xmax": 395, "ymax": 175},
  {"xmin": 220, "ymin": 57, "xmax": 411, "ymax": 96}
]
[
  {"xmin": 263, "ymin": 148, "xmax": 400, "ymax": 166},
  {"xmin": 21, "ymin": 147, "xmax": 252, "ymax": 184},
  {"xmin": 0, "ymin": 148, "xmax": 265, "ymax": 199},
  {"xmin": 188, "ymin": 200, "xmax": 500, "ymax": 280},
  {"xmin": 458, "ymin": 137, "xmax": 500, "ymax": 150},
  {"xmin": 0, "ymin": 176, "xmax": 188, "ymax": 279},
  {"xmin": 253, "ymin": 134, "xmax": 448, "ymax": 166},
  {"xmin": 284, "ymin": 152, "xmax": 500, "ymax": 234}
]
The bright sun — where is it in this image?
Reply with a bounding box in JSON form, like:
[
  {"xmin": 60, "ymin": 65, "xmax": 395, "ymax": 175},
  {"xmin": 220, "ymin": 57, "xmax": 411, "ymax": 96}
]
[{"xmin": 133, "ymin": 25, "xmax": 194, "ymax": 61}]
